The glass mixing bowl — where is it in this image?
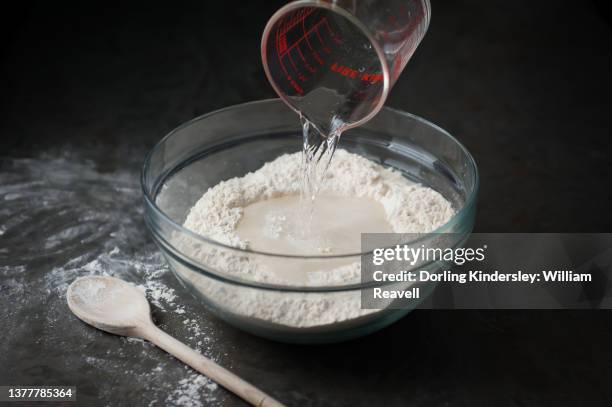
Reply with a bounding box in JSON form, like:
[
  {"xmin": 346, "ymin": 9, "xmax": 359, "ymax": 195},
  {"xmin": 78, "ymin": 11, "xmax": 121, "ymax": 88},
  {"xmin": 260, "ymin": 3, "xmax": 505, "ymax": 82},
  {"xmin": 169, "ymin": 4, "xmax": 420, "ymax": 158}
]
[{"xmin": 142, "ymin": 99, "xmax": 478, "ymax": 344}]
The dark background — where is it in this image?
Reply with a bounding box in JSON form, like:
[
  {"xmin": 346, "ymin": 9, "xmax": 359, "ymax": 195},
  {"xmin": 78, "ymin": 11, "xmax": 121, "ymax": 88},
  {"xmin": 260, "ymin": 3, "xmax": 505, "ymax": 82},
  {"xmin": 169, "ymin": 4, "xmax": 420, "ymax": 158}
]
[{"xmin": 1, "ymin": 1, "xmax": 612, "ymax": 406}]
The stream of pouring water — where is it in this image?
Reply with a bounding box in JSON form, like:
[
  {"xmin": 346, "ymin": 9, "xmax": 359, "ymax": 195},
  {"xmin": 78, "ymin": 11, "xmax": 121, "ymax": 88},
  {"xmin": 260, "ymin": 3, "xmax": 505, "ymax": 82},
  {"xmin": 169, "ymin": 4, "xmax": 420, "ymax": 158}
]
[{"xmin": 299, "ymin": 115, "xmax": 343, "ymax": 235}]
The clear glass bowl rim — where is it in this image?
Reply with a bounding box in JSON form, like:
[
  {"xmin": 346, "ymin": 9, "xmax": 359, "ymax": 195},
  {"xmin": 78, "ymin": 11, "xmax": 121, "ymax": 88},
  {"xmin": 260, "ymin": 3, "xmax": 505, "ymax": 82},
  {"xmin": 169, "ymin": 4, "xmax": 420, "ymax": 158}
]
[{"xmin": 141, "ymin": 98, "xmax": 479, "ymax": 261}]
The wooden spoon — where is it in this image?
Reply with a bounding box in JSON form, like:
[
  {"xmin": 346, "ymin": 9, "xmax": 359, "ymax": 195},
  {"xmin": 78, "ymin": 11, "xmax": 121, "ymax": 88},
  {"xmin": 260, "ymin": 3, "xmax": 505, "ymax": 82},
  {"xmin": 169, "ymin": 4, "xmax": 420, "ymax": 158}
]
[{"xmin": 67, "ymin": 275, "xmax": 284, "ymax": 407}]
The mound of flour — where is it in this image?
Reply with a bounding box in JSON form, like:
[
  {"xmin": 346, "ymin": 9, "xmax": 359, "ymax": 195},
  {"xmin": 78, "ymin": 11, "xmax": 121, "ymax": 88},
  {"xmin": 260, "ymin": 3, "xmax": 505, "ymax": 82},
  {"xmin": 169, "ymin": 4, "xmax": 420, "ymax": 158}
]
[
  {"xmin": 176, "ymin": 150, "xmax": 454, "ymax": 328},
  {"xmin": 184, "ymin": 150, "xmax": 454, "ymax": 251}
]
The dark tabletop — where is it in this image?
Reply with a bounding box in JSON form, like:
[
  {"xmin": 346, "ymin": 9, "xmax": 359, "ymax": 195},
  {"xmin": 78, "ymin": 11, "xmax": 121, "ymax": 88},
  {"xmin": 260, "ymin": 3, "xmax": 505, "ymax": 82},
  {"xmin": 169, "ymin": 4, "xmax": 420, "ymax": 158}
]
[{"xmin": 2, "ymin": 1, "xmax": 612, "ymax": 406}]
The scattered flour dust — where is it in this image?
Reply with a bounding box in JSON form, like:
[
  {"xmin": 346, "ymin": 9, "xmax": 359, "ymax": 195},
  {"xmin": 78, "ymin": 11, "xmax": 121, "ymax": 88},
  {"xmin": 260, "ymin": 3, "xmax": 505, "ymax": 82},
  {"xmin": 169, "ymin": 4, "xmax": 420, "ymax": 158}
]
[
  {"xmin": 167, "ymin": 373, "xmax": 218, "ymax": 407},
  {"xmin": 177, "ymin": 150, "xmax": 455, "ymax": 330},
  {"xmin": 67, "ymin": 250, "xmax": 218, "ymax": 406},
  {"xmin": 0, "ymin": 155, "xmax": 221, "ymax": 406}
]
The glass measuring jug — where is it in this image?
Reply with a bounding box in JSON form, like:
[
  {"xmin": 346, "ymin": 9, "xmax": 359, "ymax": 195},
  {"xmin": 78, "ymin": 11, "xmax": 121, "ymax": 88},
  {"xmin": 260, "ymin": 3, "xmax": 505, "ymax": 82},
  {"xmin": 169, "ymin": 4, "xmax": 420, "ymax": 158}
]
[{"xmin": 262, "ymin": 0, "xmax": 431, "ymax": 136}]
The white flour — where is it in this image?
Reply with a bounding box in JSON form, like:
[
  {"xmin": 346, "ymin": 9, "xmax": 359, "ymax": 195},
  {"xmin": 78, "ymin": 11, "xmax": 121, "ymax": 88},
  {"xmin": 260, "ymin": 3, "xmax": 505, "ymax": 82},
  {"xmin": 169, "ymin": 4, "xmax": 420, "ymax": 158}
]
[
  {"xmin": 185, "ymin": 150, "xmax": 454, "ymax": 250},
  {"xmin": 0, "ymin": 155, "xmax": 220, "ymax": 406},
  {"xmin": 178, "ymin": 150, "xmax": 454, "ymax": 329}
]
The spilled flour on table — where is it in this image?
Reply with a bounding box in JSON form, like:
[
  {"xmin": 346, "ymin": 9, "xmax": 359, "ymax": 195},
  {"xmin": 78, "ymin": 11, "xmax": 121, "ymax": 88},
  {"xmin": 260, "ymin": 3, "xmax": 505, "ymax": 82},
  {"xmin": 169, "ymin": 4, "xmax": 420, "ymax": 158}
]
[
  {"xmin": 167, "ymin": 374, "xmax": 219, "ymax": 407},
  {"xmin": 0, "ymin": 154, "xmax": 222, "ymax": 406}
]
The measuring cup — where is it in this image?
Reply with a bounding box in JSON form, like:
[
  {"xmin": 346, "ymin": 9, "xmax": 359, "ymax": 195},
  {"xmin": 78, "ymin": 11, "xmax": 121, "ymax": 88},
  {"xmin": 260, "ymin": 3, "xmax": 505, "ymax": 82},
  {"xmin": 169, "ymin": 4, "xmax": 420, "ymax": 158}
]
[{"xmin": 262, "ymin": 0, "xmax": 431, "ymax": 135}]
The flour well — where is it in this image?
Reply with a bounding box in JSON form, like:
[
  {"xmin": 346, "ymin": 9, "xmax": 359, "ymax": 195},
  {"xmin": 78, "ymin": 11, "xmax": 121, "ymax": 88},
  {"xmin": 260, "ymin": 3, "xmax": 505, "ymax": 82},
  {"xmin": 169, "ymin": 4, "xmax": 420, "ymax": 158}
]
[
  {"xmin": 177, "ymin": 150, "xmax": 454, "ymax": 329},
  {"xmin": 184, "ymin": 150, "xmax": 454, "ymax": 254},
  {"xmin": 234, "ymin": 194, "xmax": 393, "ymax": 282},
  {"xmin": 236, "ymin": 194, "xmax": 392, "ymax": 256}
]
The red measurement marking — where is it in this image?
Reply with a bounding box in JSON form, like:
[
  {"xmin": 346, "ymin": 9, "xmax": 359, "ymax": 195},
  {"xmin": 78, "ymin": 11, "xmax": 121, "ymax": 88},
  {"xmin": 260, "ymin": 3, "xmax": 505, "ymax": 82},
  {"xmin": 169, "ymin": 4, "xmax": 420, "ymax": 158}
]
[
  {"xmin": 274, "ymin": 18, "xmax": 303, "ymax": 94},
  {"xmin": 330, "ymin": 62, "xmax": 383, "ymax": 84},
  {"xmin": 361, "ymin": 72, "xmax": 383, "ymax": 84},
  {"xmin": 302, "ymin": 13, "xmax": 324, "ymax": 65},
  {"xmin": 275, "ymin": 26, "xmax": 289, "ymax": 77},
  {"xmin": 273, "ymin": 10, "xmax": 343, "ymax": 94},
  {"xmin": 278, "ymin": 18, "xmax": 328, "ymax": 57},
  {"xmin": 278, "ymin": 34, "xmax": 287, "ymax": 54},
  {"xmin": 323, "ymin": 18, "xmax": 342, "ymax": 44},
  {"xmin": 286, "ymin": 52, "xmax": 298, "ymax": 71},
  {"xmin": 313, "ymin": 26, "xmax": 331, "ymax": 54},
  {"xmin": 330, "ymin": 62, "xmax": 358, "ymax": 78},
  {"xmin": 296, "ymin": 45, "xmax": 315, "ymax": 73},
  {"xmin": 278, "ymin": 8, "xmax": 315, "ymax": 35}
]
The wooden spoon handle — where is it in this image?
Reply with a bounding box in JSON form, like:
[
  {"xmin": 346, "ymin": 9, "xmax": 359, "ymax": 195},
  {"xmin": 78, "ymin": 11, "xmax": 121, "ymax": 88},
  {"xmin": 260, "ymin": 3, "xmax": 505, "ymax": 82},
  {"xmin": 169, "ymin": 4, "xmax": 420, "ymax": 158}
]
[{"xmin": 139, "ymin": 325, "xmax": 284, "ymax": 407}]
